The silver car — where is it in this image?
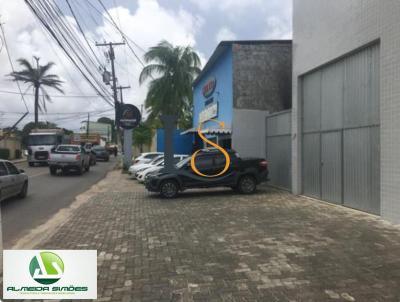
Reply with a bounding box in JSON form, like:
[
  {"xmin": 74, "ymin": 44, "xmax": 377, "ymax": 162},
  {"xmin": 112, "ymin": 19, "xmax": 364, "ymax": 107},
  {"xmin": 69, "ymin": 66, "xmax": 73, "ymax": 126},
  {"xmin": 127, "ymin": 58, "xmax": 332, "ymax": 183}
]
[{"xmin": 0, "ymin": 160, "xmax": 28, "ymax": 201}]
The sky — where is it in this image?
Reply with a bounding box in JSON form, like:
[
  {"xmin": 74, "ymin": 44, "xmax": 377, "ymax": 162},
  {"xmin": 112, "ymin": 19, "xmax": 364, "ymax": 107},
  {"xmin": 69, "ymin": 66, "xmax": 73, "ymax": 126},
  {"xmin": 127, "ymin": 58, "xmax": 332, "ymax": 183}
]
[{"xmin": 0, "ymin": 0, "xmax": 292, "ymax": 131}]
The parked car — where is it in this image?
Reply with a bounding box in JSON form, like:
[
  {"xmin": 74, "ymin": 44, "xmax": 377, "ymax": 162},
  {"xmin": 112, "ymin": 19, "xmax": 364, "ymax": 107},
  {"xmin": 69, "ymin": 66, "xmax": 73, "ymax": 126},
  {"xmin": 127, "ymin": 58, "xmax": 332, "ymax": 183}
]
[
  {"xmin": 92, "ymin": 146, "xmax": 110, "ymax": 161},
  {"xmin": 136, "ymin": 155, "xmax": 188, "ymax": 183},
  {"xmin": 48, "ymin": 144, "xmax": 91, "ymax": 175},
  {"xmin": 145, "ymin": 149, "xmax": 268, "ymax": 198},
  {"xmin": 0, "ymin": 160, "xmax": 28, "ymax": 201},
  {"xmin": 132, "ymin": 152, "xmax": 163, "ymax": 165},
  {"xmin": 129, "ymin": 155, "xmax": 164, "ymax": 178}
]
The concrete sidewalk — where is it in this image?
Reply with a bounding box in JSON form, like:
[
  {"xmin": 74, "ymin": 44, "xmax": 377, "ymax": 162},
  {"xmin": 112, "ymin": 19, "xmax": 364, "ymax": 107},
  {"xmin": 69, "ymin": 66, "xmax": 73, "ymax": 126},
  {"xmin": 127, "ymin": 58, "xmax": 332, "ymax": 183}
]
[{"xmin": 21, "ymin": 170, "xmax": 400, "ymax": 301}]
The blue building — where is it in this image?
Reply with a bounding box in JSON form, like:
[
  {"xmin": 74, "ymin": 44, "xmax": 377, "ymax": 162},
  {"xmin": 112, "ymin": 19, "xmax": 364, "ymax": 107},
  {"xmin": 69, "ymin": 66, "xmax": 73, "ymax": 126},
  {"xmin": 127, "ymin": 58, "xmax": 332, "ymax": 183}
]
[{"xmin": 184, "ymin": 40, "xmax": 292, "ymax": 158}]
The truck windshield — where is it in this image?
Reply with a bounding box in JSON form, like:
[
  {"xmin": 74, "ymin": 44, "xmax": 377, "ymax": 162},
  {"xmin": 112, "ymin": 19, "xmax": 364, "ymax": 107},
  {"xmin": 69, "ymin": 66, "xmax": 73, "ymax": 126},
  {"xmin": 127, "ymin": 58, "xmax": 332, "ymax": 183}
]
[{"xmin": 28, "ymin": 135, "xmax": 58, "ymax": 146}]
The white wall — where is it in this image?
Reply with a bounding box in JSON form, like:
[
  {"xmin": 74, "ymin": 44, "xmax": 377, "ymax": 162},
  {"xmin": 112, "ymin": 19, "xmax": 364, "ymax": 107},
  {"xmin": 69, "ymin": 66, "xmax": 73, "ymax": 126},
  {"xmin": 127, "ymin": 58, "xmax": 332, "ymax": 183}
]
[
  {"xmin": 232, "ymin": 108, "xmax": 269, "ymax": 158},
  {"xmin": 292, "ymin": 0, "xmax": 400, "ymax": 223}
]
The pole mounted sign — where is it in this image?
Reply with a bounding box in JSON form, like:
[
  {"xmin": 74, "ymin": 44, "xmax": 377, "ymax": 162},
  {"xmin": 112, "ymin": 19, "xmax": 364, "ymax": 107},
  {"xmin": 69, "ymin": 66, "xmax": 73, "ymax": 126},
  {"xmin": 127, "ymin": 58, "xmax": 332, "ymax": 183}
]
[{"xmin": 118, "ymin": 104, "xmax": 141, "ymax": 129}]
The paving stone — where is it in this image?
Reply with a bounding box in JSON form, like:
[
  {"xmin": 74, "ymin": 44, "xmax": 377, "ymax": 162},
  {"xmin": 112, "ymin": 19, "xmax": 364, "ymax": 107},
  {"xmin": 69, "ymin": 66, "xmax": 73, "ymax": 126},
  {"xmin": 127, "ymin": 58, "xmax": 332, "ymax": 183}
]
[{"xmin": 27, "ymin": 170, "xmax": 400, "ymax": 301}]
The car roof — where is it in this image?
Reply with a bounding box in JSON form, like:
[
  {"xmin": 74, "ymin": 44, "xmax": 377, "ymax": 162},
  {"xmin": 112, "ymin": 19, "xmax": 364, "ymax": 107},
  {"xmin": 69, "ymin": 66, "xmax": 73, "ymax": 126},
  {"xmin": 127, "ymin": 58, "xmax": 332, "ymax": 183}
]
[{"xmin": 198, "ymin": 148, "xmax": 236, "ymax": 154}]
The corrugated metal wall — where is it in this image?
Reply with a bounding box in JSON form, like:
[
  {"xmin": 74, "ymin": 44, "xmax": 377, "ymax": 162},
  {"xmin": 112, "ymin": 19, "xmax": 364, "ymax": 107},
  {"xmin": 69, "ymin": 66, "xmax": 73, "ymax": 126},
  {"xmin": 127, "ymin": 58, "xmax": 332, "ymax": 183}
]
[
  {"xmin": 266, "ymin": 110, "xmax": 292, "ymax": 189},
  {"xmin": 301, "ymin": 44, "xmax": 380, "ymax": 214}
]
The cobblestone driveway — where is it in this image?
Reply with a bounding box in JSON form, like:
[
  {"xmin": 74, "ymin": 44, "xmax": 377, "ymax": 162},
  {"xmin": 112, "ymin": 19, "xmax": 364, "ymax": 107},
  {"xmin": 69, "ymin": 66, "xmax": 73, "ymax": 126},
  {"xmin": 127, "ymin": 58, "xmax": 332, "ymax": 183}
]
[{"xmin": 32, "ymin": 171, "xmax": 400, "ymax": 301}]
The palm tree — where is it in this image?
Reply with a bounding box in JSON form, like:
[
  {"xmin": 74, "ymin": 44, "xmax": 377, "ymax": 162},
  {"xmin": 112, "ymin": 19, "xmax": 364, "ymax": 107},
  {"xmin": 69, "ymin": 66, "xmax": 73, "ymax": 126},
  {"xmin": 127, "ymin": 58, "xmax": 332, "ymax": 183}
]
[
  {"xmin": 8, "ymin": 57, "xmax": 64, "ymax": 126},
  {"xmin": 139, "ymin": 40, "xmax": 201, "ymax": 128}
]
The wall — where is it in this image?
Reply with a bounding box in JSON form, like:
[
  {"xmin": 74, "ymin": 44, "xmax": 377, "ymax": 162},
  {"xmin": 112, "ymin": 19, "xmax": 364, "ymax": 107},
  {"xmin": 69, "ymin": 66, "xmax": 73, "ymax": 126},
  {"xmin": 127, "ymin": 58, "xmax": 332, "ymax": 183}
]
[
  {"xmin": 156, "ymin": 129, "xmax": 192, "ymax": 155},
  {"xmin": 232, "ymin": 41, "xmax": 292, "ymax": 111},
  {"xmin": 0, "ymin": 137, "xmax": 22, "ymax": 159},
  {"xmin": 292, "ymin": 1, "xmax": 400, "ymax": 222},
  {"xmin": 193, "ymin": 48, "xmax": 233, "ymax": 129},
  {"xmin": 266, "ymin": 110, "xmax": 292, "ymax": 190},
  {"xmin": 232, "ymin": 109, "xmax": 269, "ymax": 158}
]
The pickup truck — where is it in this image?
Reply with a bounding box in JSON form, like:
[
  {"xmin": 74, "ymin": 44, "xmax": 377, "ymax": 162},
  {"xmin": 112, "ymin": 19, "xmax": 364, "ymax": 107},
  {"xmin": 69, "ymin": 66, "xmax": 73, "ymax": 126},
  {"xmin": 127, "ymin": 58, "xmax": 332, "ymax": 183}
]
[
  {"xmin": 48, "ymin": 144, "xmax": 91, "ymax": 175},
  {"xmin": 145, "ymin": 148, "xmax": 268, "ymax": 198}
]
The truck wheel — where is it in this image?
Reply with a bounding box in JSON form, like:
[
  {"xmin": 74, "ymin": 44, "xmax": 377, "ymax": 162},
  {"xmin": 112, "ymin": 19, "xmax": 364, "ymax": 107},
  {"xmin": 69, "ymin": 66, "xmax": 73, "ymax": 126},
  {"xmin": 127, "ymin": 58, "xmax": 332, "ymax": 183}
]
[
  {"xmin": 237, "ymin": 175, "xmax": 257, "ymax": 194},
  {"xmin": 18, "ymin": 182, "xmax": 28, "ymax": 198},
  {"xmin": 49, "ymin": 167, "xmax": 57, "ymax": 175},
  {"xmin": 28, "ymin": 162, "xmax": 34, "ymax": 167},
  {"xmin": 160, "ymin": 180, "xmax": 179, "ymax": 198}
]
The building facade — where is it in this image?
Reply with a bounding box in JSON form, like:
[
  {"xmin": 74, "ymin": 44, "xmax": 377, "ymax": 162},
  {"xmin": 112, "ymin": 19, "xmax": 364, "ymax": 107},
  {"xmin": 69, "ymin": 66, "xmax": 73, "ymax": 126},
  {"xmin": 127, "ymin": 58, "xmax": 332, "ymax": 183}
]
[
  {"xmin": 191, "ymin": 40, "xmax": 292, "ymax": 158},
  {"xmin": 292, "ymin": 1, "xmax": 400, "ymax": 222}
]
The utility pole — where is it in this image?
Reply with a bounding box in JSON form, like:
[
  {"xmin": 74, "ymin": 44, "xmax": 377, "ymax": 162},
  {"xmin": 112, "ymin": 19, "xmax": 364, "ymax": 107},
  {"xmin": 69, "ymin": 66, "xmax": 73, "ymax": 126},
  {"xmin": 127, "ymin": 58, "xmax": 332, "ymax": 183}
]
[
  {"xmin": 86, "ymin": 112, "xmax": 90, "ymax": 137},
  {"xmin": 95, "ymin": 41, "xmax": 125, "ymax": 144},
  {"xmin": 117, "ymin": 85, "xmax": 130, "ymax": 104}
]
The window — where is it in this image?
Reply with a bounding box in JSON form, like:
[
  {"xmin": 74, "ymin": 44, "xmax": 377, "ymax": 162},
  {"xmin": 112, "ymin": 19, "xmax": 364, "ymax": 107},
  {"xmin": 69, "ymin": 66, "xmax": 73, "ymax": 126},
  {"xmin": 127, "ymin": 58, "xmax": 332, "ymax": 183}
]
[
  {"xmin": 194, "ymin": 156, "xmax": 213, "ymax": 169},
  {"xmin": 5, "ymin": 162, "xmax": 19, "ymax": 175},
  {"xmin": 0, "ymin": 162, "xmax": 8, "ymax": 176},
  {"xmin": 145, "ymin": 153, "xmax": 161, "ymax": 159},
  {"xmin": 57, "ymin": 145, "xmax": 80, "ymax": 152}
]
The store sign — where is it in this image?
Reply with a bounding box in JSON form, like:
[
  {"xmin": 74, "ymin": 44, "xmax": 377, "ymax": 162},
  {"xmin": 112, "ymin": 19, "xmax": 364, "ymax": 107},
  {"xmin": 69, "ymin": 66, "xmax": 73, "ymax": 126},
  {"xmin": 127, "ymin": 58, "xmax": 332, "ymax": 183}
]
[
  {"xmin": 117, "ymin": 104, "xmax": 141, "ymax": 129},
  {"xmin": 199, "ymin": 102, "xmax": 218, "ymax": 123},
  {"xmin": 202, "ymin": 77, "xmax": 217, "ymax": 98}
]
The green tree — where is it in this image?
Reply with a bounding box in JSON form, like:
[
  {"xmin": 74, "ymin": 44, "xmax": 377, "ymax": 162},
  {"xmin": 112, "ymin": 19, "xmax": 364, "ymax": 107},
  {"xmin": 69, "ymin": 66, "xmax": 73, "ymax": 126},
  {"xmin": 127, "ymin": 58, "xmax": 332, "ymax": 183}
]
[
  {"xmin": 132, "ymin": 123, "xmax": 153, "ymax": 153},
  {"xmin": 139, "ymin": 40, "xmax": 201, "ymax": 129},
  {"xmin": 8, "ymin": 57, "xmax": 64, "ymax": 126}
]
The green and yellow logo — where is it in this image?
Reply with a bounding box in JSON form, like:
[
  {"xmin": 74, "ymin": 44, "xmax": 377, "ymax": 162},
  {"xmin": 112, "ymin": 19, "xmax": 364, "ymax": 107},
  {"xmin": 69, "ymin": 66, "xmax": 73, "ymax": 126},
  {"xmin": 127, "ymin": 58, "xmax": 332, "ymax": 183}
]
[{"xmin": 29, "ymin": 252, "xmax": 64, "ymax": 285}]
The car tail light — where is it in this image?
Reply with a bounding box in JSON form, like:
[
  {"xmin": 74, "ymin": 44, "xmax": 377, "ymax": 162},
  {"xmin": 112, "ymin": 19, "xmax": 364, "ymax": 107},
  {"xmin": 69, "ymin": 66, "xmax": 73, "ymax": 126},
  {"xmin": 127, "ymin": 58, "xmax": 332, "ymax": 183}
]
[
  {"xmin": 259, "ymin": 160, "xmax": 268, "ymax": 169},
  {"xmin": 76, "ymin": 154, "xmax": 81, "ymax": 160}
]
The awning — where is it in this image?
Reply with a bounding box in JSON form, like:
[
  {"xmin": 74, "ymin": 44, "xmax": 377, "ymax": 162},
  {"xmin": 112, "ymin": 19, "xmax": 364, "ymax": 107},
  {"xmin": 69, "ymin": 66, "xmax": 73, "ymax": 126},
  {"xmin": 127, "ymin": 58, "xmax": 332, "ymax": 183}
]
[{"xmin": 181, "ymin": 128, "xmax": 232, "ymax": 135}]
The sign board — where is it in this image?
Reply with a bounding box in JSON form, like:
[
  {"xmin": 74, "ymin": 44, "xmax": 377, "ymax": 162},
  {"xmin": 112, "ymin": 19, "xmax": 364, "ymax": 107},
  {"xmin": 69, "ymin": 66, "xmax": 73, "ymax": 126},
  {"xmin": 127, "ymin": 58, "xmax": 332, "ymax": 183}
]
[
  {"xmin": 118, "ymin": 104, "xmax": 141, "ymax": 129},
  {"xmin": 199, "ymin": 102, "xmax": 218, "ymax": 123},
  {"xmin": 202, "ymin": 77, "xmax": 217, "ymax": 98}
]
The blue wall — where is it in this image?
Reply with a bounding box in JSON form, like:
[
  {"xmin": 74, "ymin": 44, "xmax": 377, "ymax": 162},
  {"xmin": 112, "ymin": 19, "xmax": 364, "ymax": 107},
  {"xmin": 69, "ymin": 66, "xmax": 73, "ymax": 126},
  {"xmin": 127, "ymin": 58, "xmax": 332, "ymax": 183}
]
[
  {"xmin": 193, "ymin": 47, "xmax": 233, "ymax": 130},
  {"xmin": 156, "ymin": 129, "xmax": 192, "ymax": 155}
]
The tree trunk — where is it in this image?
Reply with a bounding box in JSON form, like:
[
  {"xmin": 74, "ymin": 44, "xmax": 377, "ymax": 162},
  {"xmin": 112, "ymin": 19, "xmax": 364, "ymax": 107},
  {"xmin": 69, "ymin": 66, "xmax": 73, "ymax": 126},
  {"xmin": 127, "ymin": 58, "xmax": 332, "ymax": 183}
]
[{"xmin": 34, "ymin": 86, "xmax": 39, "ymax": 127}]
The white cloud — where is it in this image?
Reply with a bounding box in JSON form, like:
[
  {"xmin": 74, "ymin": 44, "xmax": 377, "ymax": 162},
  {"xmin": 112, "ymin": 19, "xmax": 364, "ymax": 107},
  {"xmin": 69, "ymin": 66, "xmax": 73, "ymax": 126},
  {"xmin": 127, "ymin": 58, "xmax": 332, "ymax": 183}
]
[
  {"xmin": 264, "ymin": 16, "xmax": 292, "ymax": 39},
  {"xmin": 0, "ymin": 0, "xmax": 203, "ymax": 130},
  {"xmin": 190, "ymin": 0, "xmax": 263, "ymax": 12},
  {"xmin": 215, "ymin": 27, "xmax": 237, "ymax": 42}
]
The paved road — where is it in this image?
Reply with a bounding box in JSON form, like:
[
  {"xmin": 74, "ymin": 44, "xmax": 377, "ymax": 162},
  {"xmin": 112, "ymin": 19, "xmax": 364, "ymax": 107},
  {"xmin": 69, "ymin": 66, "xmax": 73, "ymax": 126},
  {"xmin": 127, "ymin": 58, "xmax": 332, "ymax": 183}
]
[{"xmin": 1, "ymin": 157, "xmax": 117, "ymax": 248}]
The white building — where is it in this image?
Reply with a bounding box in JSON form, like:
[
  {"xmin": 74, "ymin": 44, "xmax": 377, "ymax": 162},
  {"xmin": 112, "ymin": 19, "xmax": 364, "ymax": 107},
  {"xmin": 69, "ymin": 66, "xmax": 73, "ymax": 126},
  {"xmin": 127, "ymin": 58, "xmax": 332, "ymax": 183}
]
[{"xmin": 292, "ymin": 1, "xmax": 400, "ymax": 222}]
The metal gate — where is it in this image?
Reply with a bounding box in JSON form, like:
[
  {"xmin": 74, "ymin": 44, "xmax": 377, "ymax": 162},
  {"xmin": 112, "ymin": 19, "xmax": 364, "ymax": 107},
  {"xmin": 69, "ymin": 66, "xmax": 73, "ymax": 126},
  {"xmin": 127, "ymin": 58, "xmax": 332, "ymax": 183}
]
[
  {"xmin": 266, "ymin": 110, "xmax": 291, "ymax": 190},
  {"xmin": 302, "ymin": 44, "xmax": 380, "ymax": 214}
]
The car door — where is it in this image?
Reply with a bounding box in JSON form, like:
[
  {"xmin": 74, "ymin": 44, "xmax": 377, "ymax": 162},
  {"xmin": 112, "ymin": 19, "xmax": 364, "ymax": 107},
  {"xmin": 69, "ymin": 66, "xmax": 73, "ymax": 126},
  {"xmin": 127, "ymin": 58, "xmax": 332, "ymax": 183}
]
[
  {"xmin": 183, "ymin": 154, "xmax": 214, "ymax": 188},
  {"xmin": 4, "ymin": 161, "xmax": 22, "ymax": 196},
  {"xmin": 0, "ymin": 162, "xmax": 11, "ymax": 200}
]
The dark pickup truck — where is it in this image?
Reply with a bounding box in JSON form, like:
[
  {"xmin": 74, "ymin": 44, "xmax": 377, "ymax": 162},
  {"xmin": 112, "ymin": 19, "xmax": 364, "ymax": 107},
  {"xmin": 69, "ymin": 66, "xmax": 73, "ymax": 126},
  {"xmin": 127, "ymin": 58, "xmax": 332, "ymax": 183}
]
[{"xmin": 145, "ymin": 148, "xmax": 268, "ymax": 198}]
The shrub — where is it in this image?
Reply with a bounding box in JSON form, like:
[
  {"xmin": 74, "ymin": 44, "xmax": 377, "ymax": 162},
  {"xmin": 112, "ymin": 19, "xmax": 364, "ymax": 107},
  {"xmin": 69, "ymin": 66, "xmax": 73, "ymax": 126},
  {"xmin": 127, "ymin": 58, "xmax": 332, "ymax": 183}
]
[{"xmin": 0, "ymin": 148, "xmax": 10, "ymax": 160}]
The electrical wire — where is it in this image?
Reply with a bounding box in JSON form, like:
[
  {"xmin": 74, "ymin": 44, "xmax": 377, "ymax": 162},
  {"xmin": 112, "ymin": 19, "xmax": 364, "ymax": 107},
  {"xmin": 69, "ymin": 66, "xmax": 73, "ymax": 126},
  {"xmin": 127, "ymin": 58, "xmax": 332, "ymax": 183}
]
[
  {"xmin": 0, "ymin": 89, "xmax": 104, "ymax": 98},
  {"xmin": 25, "ymin": 0, "xmax": 114, "ymax": 107},
  {"xmin": 0, "ymin": 22, "xmax": 30, "ymax": 112}
]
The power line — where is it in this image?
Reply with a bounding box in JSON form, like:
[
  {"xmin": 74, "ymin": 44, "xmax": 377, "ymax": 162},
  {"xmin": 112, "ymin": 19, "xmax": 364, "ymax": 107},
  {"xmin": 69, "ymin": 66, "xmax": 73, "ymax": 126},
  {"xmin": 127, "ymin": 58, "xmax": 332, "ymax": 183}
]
[
  {"xmin": 25, "ymin": 0, "xmax": 114, "ymax": 107},
  {"xmin": 0, "ymin": 89, "xmax": 104, "ymax": 98},
  {"xmin": 0, "ymin": 21, "xmax": 30, "ymax": 112}
]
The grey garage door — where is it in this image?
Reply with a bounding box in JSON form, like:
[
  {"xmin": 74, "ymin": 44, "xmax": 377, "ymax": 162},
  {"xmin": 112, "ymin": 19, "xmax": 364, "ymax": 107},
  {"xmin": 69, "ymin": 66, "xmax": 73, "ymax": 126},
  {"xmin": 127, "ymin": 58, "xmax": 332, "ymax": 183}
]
[{"xmin": 302, "ymin": 44, "xmax": 380, "ymax": 215}]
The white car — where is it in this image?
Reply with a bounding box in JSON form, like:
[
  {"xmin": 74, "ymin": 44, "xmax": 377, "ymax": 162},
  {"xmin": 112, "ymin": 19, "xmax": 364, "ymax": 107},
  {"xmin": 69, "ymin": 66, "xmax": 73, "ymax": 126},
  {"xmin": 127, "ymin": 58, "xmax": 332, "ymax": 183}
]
[
  {"xmin": 0, "ymin": 160, "xmax": 28, "ymax": 201},
  {"xmin": 128, "ymin": 155, "xmax": 164, "ymax": 178},
  {"xmin": 136, "ymin": 155, "xmax": 189, "ymax": 183},
  {"xmin": 132, "ymin": 152, "xmax": 163, "ymax": 165}
]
